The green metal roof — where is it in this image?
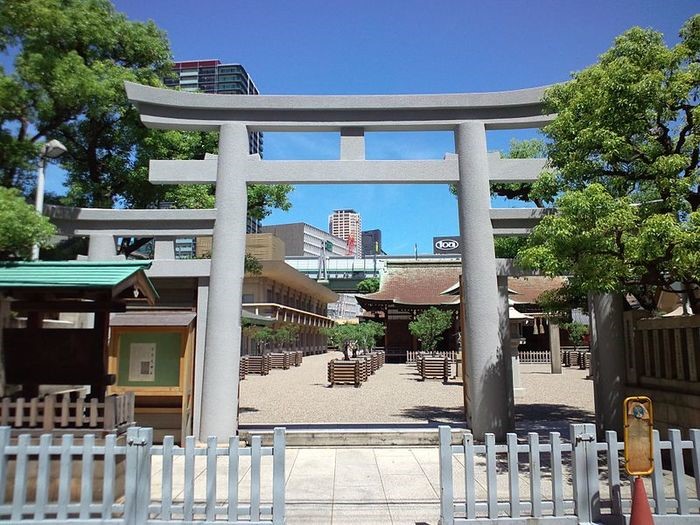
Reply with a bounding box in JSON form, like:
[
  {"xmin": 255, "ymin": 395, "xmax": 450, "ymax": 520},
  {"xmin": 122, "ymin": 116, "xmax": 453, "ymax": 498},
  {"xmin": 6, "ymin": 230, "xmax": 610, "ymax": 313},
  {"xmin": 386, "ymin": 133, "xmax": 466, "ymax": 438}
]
[{"xmin": 0, "ymin": 261, "xmax": 154, "ymax": 290}]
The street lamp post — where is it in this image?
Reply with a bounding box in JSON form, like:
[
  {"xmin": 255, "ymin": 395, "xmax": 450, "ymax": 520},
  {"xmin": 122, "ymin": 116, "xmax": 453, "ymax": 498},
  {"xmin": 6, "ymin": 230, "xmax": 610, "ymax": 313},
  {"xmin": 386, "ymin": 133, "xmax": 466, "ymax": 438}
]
[{"xmin": 32, "ymin": 139, "xmax": 67, "ymax": 260}]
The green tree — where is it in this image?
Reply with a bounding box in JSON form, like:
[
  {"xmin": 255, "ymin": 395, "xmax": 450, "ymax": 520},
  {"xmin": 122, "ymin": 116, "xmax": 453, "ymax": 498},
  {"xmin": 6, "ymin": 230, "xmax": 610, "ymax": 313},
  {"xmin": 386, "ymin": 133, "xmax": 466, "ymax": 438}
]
[
  {"xmin": 273, "ymin": 324, "xmax": 300, "ymax": 351},
  {"xmin": 494, "ymin": 236, "xmax": 528, "ymax": 258},
  {"xmin": 520, "ymin": 16, "xmax": 700, "ymax": 313},
  {"xmin": 491, "ymin": 138, "xmax": 548, "ymax": 205},
  {"xmin": 0, "ymin": 0, "xmax": 293, "ymax": 217},
  {"xmin": 247, "ymin": 326, "xmax": 276, "ymax": 356},
  {"xmin": 322, "ymin": 324, "xmax": 359, "ymax": 360},
  {"xmin": 357, "ymin": 277, "xmax": 380, "ymax": 294},
  {"xmin": 408, "ymin": 307, "xmax": 453, "ymax": 354},
  {"xmin": 356, "ymin": 321, "xmax": 385, "ymax": 351},
  {"xmin": 0, "ymin": 0, "xmax": 171, "ymax": 203},
  {"xmin": 561, "ymin": 322, "xmax": 589, "ymax": 351},
  {"xmin": 0, "ymin": 187, "xmax": 55, "ymax": 259}
]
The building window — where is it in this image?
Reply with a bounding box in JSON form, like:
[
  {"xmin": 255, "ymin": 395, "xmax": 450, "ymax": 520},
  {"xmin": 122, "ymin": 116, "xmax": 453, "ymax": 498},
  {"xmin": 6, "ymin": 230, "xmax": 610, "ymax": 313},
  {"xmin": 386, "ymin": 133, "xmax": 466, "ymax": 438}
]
[{"xmin": 242, "ymin": 294, "xmax": 254, "ymax": 303}]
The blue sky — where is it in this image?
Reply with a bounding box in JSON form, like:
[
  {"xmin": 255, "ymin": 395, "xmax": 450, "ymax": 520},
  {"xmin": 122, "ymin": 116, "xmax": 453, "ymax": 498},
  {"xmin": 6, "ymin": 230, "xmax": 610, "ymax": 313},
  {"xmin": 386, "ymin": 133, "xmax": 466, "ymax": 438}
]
[{"xmin": 52, "ymin": 1, "xmax": 700, "ymax": 253}]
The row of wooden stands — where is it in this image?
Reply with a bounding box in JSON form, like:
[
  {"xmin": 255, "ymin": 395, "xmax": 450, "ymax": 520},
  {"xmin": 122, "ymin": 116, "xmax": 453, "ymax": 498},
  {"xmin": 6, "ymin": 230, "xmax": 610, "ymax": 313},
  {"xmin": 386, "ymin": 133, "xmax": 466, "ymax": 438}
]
[
  {"xmin": 562, "ymin": 347, "xmax": 591, "ymax": 370},
  {"xmin": 327, "ymin": 350, "xmax": 386, "ymax": 387},
  {"xmin": 416, "ymin": 354, "xmax": 452, "ymax": 383},
  {"xmin": 269, "ymin": 350, "xmax": 303, "ymax": 370},
  {"xmin": 243, "ymin": 350, "xmax": 304, "ymax": 377}
]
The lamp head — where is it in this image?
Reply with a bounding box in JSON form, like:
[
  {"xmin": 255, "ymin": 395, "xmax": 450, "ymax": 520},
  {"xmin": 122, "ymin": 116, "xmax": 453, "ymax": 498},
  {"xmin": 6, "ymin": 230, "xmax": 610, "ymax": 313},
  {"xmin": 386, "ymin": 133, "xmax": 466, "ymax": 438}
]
[{"xmin": 41, "ymin": 139, "xmax": 68, "ymax": 159}]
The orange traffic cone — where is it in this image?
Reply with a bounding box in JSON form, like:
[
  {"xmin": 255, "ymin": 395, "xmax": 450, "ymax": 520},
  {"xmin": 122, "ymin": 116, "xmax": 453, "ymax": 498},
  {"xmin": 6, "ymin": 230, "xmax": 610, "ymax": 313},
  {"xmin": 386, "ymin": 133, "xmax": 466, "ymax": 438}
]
[{"xmin": 630, "ymin": 477, "xmax": 654, "ymax": 525}]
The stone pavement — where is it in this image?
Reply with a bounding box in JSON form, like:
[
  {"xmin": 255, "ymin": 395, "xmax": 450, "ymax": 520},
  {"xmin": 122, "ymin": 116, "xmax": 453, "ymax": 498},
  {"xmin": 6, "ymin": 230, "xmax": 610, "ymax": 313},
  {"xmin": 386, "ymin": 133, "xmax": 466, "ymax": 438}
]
[
  {"xmin": 283, "ymin": 446, "xmax": 442, "ymax": 524},
  {"xmin": 149, "ymin": 443, "xmax": 447, "ymax": 524}
]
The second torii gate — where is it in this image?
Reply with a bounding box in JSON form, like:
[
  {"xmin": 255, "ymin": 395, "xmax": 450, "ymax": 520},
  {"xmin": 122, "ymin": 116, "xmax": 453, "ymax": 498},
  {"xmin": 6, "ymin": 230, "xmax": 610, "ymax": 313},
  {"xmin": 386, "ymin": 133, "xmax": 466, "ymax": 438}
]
[{"xmin": 125, "ymin": 82, "xmax": 553, "ymax": 440}]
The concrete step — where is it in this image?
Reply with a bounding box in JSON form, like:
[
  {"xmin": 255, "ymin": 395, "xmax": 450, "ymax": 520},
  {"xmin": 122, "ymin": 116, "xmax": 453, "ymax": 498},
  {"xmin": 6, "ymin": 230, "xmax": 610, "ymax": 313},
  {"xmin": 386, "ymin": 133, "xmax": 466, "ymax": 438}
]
[{"xmin": 239, "ymin": 425, "xmax": 469, "ymax": 447}]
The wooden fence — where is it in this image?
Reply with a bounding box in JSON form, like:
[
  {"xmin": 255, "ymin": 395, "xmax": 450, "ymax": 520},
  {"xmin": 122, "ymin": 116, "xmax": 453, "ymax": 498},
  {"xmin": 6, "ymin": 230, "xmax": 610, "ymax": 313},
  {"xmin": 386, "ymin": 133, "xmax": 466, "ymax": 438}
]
[
  {"xmin": 0, "ymin": 393, "xmax": 134, "ymax": 435},
  {"xmin": 0, "ymin": 426, "xmax": 286, "ymax": 524},
  {"xmin": 623, "ymin": 312, "xmax": 700, "ymax": 388},
  {"xmin": 439, "ymin": 423, "xmax": 700, "ymax": 524}
]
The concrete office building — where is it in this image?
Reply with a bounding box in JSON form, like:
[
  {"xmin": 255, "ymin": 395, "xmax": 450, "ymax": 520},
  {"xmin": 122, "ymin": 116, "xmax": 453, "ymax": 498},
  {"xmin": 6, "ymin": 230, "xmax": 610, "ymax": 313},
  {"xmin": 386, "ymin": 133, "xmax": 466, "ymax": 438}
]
[
  {"xmin": 261, "ymin": 223, "xmax": 347, "ymax": 257},
  {"xmin": 362, "ymin": 229, "xmax": 383, "ymax": 256},
  {"xmin": 329, "ymin": 209, "xmax": 362, "ymax": 257}
]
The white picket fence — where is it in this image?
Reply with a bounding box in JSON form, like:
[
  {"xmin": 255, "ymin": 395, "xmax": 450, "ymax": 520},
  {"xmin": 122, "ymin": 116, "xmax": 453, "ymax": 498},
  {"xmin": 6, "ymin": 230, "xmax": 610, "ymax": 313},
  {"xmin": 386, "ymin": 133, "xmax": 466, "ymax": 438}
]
[
  {"xmin": 406, "ymin": 349, "xmax": 459, "ymax": 363},
  {"xmin": 517, "ymin": 349, "xmax": 552, "ymax": 364},
  {"xmin": 439, "ymin": 424, "xmax": 700, "ymax": 524},
  {"xmin": 0, "ymin": 393, "xmax": 134, "ymax": 435},
  {"xmin": 0, "ymin": 426, "xmax": 286, "ymax": 524}
]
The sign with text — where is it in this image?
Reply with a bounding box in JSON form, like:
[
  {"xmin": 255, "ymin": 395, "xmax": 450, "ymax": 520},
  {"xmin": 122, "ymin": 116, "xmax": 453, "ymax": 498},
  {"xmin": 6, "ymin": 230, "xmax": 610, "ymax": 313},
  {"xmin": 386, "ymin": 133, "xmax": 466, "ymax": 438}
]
[
  {"xmin": 624, "ymin": 396, "xmax": 654, "ymax": 476},
  {"xmin": 433, "ymin": 236, "xmax": 461, "ymax": 255}
]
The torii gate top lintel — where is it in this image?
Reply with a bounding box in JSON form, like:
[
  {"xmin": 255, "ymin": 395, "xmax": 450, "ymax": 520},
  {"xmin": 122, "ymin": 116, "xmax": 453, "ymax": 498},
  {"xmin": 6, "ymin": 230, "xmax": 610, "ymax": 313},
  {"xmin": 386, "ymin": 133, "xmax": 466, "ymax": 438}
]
[{"xmin": 124, "ymin": 81, "xmax": 554, "ymax": 132}]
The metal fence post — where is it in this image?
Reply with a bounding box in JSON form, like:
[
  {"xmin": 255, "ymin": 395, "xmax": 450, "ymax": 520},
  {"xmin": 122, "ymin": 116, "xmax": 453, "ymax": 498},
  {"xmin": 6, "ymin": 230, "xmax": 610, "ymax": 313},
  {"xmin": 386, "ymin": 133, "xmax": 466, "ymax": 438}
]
[
  {"xmin": 272, "ymin": 427, "xmax": 286, "ymax": 525},
  {"xmin": 438, "ymin": 425, "xmax": 454, "ymax": 525},
  {"xmin": 570, "ymin": 423, "xmax": 600, "ymax": 525},
  {"xmin": 125, "ymin": 426, "xmax": 153, "ymax": 525}
]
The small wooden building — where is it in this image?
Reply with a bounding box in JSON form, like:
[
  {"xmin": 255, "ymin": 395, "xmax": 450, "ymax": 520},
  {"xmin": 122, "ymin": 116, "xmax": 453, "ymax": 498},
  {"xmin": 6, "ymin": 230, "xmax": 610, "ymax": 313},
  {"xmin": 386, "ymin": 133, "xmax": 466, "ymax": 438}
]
[
  {"xmin": 356, "ymin": 261, "xmax": 461, "ymax": 363},
  {"xmin": 0, "ymin": 260, "xmax": 157, "ymax": 435},
  {"xmin": 108, "ymin": 310, "xmax": 196, "ymax": 444}
]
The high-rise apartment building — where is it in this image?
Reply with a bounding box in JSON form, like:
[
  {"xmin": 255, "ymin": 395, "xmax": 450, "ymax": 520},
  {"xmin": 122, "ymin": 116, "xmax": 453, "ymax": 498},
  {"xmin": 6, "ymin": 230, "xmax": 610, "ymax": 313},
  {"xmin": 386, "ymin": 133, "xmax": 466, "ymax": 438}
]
[
  {"xmin": 164, "ymin": 59, "xmax": 263, "ymax": 237},
  {"xmin": 328, "ymin": 209, "xmax": 362, "ymax": 257},
  {"xmin": 164, "ymin": 59, "xmax": 263, "ymax": 158}
]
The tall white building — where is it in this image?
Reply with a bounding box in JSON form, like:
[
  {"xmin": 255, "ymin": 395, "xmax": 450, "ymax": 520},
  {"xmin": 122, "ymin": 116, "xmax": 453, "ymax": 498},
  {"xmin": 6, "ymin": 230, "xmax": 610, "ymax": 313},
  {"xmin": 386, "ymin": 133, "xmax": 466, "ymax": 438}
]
[{"xmin": 328, "ymin": 209, "xmax": 362, "ymax": 258}]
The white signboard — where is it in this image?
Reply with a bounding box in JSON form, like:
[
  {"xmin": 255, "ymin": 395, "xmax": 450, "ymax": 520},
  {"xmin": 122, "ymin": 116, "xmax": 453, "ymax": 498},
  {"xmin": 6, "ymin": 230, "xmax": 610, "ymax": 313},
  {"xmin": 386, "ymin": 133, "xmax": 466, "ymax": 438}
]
[{"xmin": 128, "ymin": 343, "xmax": 156, "ymax": 382}]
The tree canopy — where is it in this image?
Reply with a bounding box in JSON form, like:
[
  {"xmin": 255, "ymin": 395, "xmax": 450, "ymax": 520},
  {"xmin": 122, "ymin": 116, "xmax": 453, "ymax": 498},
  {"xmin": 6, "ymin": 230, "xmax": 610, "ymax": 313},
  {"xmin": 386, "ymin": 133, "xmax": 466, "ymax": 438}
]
[
  {"xmin": 0, "ymin": 187, "xmax": 55, "ymax": 259},
  {"xmin": 357, "ymin": 277, "xmax": 380, "ymax": 294},
  {"xmin": 519, "ymin": 15, "xmax": 700, "ymax": 313},
  {"xmin": 321, "ymin": 322, "xmax": 384, "ymax": 360},
  {"xmin": 0, "ymin": 0, "xmax": 171, "ymax": 204},
  {"xmin": 408, "ymin": 307, "xmax": 453, "ymax": 353},
  {"xmin": 0, "ymin": 0, "xmax": 292, "ymax": 216}
]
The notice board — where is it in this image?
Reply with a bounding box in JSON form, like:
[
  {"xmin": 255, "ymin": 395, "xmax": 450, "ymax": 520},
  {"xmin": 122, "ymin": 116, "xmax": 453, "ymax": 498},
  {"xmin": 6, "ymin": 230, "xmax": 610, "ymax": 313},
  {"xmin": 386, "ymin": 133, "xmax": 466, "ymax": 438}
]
[{"xmin": 116, "ymin": 331, "xmax": 182, "ymax": 387}]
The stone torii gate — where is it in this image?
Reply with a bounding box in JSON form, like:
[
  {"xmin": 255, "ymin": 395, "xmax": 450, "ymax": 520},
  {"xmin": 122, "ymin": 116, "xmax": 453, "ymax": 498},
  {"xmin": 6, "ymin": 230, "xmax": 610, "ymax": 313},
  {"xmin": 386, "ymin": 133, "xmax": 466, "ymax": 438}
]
[{"xmin": 125, "ymin": 82, "xmax": 554, "ymax": 441}]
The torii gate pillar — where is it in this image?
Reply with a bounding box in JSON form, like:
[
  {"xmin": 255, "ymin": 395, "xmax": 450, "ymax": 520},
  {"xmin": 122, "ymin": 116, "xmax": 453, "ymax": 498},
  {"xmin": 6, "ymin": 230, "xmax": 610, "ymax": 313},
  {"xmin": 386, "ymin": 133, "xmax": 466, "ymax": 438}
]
[
  {"xmin": 200, "ymin": 123, "xmax": 249, "ymax": 441},
  {"xmin": 455, "ymin": 121, "xmax": 514, "ymax": 439}
]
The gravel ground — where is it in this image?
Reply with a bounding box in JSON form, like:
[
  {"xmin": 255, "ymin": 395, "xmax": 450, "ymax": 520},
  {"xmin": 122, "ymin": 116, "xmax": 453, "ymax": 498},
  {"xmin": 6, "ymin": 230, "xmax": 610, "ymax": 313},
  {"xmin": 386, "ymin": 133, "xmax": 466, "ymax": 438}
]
[{"xmin": 239, "ymin": 352, "xmax": 595, "ymax": 433}]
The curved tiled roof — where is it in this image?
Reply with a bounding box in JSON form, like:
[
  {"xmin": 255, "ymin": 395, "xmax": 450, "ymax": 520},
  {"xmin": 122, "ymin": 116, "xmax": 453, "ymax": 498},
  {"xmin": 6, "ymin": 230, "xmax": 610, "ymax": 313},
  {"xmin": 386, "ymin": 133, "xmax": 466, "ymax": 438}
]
[{"xmin": 358, "ymin": 261, "xmax": 462, "ymax": 307}]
